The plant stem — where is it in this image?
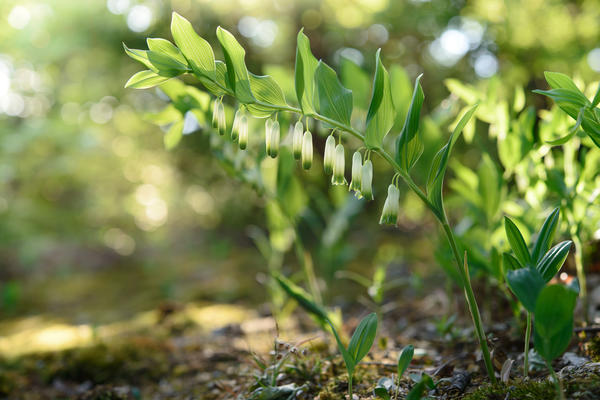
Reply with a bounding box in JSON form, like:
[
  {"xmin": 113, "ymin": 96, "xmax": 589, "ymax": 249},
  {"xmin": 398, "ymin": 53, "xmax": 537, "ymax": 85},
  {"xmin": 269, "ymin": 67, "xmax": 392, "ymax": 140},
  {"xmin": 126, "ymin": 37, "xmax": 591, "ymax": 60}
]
[
  {"xmin": 545, "ymin": 359, "xmax": 565, "ymax": 400},
  {"xmin": 572, "ymin": 235, "xmax": 588, "ymax": 322},
  {"xmin": 348, "ymin": 374, "xmax": 353, "ymax": 400},
  {"xmin": 524, "ymin": 311, "xmax": 531, "ymax": 377}
]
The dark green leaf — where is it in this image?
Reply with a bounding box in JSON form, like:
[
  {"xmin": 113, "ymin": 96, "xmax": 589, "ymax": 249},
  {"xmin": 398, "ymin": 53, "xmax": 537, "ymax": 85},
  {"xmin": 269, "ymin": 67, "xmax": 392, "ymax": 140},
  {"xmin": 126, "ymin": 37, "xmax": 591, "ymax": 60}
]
[
  {"xmin": 171, "ymin": 12, "xmax": 216, "ymax": 80},
  {"xmin": 365, "ymin": 49, "xmax": 395, "ymax": 149},
  {"xmin": 397, "ymin": 344, "xmax": 414, "ymax": 379},
  {"xmin": 504, "ymin": 217, "xmax": 531, "ymax": 267},
  {"xmin": 216, "ymin": 26, "xmax": 255, "ymax": 103},
  {"xmin": 373, "ymin": 386, "xmax": 391, "ymax": 400},
  {"xmin": 125, "ymin": 70, "xmax": 171, "ymax": 89},
  {"xmin": 313, "ymin": 61, "xmax": 353, "ymax": 126},
  {"xmin": 347, "ymin": 313, "xmax": 377, "ymax": 364},
  {"xmin": 426, "ymin": 104, "xmax": 478, "ymax": 217},
  {"xmin": 536, "ymin": 241, "xmax": 572, "ymax": 283},
  {"xmin": 531, "ymin": 208, "xmax": 560, "ymax": 265},
  {"xmin": 503, "ymin": 253, "xmax": 522, "ymax": 272},
  {"xmin": 395, "ymin": 74, "xmax": 424, "ymax": 171},
  {"xmin": 294, "ymin": 29, "xmax": 319, "ymax": 115},
  {"xmin": 534, "ymin": 284, "xmax": 577, "ymax": 361},
  {"xmin": 274, "ymin": 273, "xmax": 329, "ymax": 322},
  {"xmin": 506, "ymin": 267, "xmax": 545, "ymax": 312},
  {"xmin": 406, "ymin": 374, "xmax": 435, "ymax": 400}
]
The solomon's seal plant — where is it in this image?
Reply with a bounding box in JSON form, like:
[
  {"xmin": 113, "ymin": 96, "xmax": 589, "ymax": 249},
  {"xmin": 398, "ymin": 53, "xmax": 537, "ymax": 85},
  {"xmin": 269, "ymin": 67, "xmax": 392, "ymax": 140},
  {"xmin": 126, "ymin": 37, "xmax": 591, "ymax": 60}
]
[{"xmin": 125, "ymin": 12, "xmax": 498, "ymax": 381}]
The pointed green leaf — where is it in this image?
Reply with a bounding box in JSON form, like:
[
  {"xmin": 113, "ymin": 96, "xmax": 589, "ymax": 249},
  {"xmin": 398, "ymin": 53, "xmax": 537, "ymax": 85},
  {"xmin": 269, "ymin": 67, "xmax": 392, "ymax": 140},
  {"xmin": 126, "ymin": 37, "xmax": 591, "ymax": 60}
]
[
  {"xmin": 294, "ymin": 29, "xmax": 319, "ymax": 115},
  {"xmin": 197, "ymin": 60, "xmax": 230, "ymax": 96},
  {"xmin": 125, "ymin": 70, "xmax": 171, "ymax": 89},
  {"xmin": 164, "ymin": 119, "xmax": 184, "ymax": 150},
  {"xmin": 544, "ymin": 71, "xmax": 582, "ymax": 93},
  {"xmin": 536, "ymin": 241, "xmax": 572, "ymax": 283},
  {"xmin": 395, "ymin": 74, "xmax": 424, "ymax": 171},
  {"xmin": 503, "ymin": 252, "xmax": 522, "ymax": 272},
  {"xmin": 426, "ymin": 104, "xmax": 478, "ymax": 217},
  {"xmin": 506, "ymin": 267, "xmax": 545, "ymax": 312},
  {"xmin": 534, "ymin": 284, "xmax": 577, "ymax": 361},
  {"xmin": 592, "ymin": 83, "xmax": 600, "ymax": 108},
  {"xmin": 397, "ymin": 345, "xmax": 414, "ymax": 379},
  {"xmin": 347, "ymin": 313, "xmax": 378, "ymax": 364},
  {"xmin": 365, "ymin": 49, "xmax": 395, "ymax": 149},
  {"xmin": 274, "ymin": 273, "xmax": 329, "ymax": 322},
  {"xmin": 216, "ymin": 26, "xmax": 255, "ymax": 103},
  {"xmin": 246, "ymin": 73, "xmax": 289, "ymax": 117},
  {"xmin": 123, "ymin": 44, "xmax": 188, "ymax": 77},
  {"xmin": 504, "ymin": 217, "xmax": 531, "ymax": 267},
  {"xmin": 170, "ymin": 12, "xmax": 215, "ymax": 80},
  {"xmin": 531, "ymin": 208, "xmax": 560, "ymax": 264},
  {"xmin": 147, "ymin": 38, "xmax": 188, "ymax": 65},
  {"xmin": 313, "ymin": 61, "xmax": 353, "ymax": 126}
]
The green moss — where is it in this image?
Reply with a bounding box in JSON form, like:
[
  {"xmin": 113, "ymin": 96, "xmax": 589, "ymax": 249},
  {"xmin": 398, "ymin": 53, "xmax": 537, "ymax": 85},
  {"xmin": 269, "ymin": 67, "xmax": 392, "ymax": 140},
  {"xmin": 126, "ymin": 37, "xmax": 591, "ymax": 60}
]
[
  {"xmin": 462, "ymin": 380, "xmax": 555, "ymax": 400},
  {"xmin": 585, "ymin": 336, "xmax": 600, "ymax": 362}
]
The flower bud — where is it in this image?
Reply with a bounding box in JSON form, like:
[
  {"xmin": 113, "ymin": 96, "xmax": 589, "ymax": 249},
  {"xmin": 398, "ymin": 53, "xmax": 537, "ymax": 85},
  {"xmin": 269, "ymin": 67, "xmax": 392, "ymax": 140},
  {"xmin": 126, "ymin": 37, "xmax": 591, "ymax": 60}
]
[
  {"xmin": 301, "ymin": 130, "xmax": 313, "ymax": 170},
  {"xmin": 331, "ymin": 144, "xmax": 347, "ymax": 185},
  {"xmin": 323, "ymin": 135, "xmax": 335, "ymax": 175},
  {"xmin": 217, "ymin": 101, "xmax": 226, "ymax": 135},
  {"xmin": 269, "ymin": 120, "xmax": 280, "ymax": 158},
  {"xmin": 361, "ymin": 160, "xmax": 374, "ymax": 200},
  {"xmin": 212, "ymin": 99, "xmax": 220, "ymax": 129},
  {"xmin": 379, "ymin": 184, "xmax": 400, "ymax": 225},
  {"xmin": 349, "ymin": 151, "xmax": 362, "ymax": 195},
  {"xmin": 265, "ymin": 119, "xmax": 273, "ymax": 156},
  {"xmin": 292, "ymin": 121, "xmax": 304, "ymax": 160},
  {"xmin": 231, "ymin": 109, "xmax": 242, "ymax": 141},
  {"xmin": 238, "ymin": 114, "xmax": 248, "ymax": 150}
]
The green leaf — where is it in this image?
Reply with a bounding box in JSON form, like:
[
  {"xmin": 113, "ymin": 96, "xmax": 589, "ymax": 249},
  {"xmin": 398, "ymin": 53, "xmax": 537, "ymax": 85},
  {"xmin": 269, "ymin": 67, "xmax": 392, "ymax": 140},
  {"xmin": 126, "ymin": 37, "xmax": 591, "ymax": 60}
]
[
  {"xmin": 313, "ymin": 61, "xmax": 353, "ymax": 126},
  {"xmin": 534, "ymin": 88, "xmax": 591, "ymax": 109},
  {"xmin": 123, "ymin": 44, "xmax": 188, "ymax": 77},
  {"xmin": 504, "ymin": 217, "xmax": 531, "ymax": 267},
  {"xmin": 365, "ymin": 49, "xmax": 395, "ymax": 149},
  {"xmin": 478, "ymin": 154, "xmax": 501, "ymax": 223},
  {"xmin": 246, "ymin": 73, "xmax": 289, "ymax": 117},
  {"xmin": 125, "ymin": 70, "xmax": 171, "ymax": 89},
  {"xmin": 347, "ymin": 313, "xmax": 377, "ymax": 364},
  {"xmin": 340, "ymin": 57, "xmax": 371, "ymax": 110},
  {"xmin": 164, "ymin": 119, "xmax": 184, "ymax": 150},
  {"xmin": 197, "ymin": 60, "xmax": 229, "ymax": 96},
  {"xmin": 216, "ymin": 26, "xmax": 255, "ymax": 103},
  {"xmin": 274, "ymin": 273, "xmax": 329, "ymax": 322},
  {"xmin": 395, "ymin": 74, "xmax": 424, "ymax": 171},
  {"xmin": 397, "ymin": 344, "xmax": 414, "ymax": 379},
  {"xmin": 406, "ymin": 374, "xmax": 435, "ymax": 400},
  {"xmin": 531, "ymin": 208, "xmax": 560, "ymax": 265},
  {"xmin": 592, "ymin": 83, "xmax": 600, "ymax": 108},
  {"xmin": 505, "ymin": 267, "xmax": 545, "ymax": 313},
  {"xmin": 534, "ymin": 284, "xmax": 577, "ymax": 362},
  {"xmin": 146, "ymin": 38, "xmax": 188, "ymax": 65},
  {"xmin": 170, "ymin": 12, "xmax": 215, "ymax": 80},
  {"xmin": 503, "ymin": 253, "xmax": 522, "ymax": 272},
  {"xmin": 426, "ymin": 104, "xmax": 478, "ymax": 217},
  {"xmin": 373, "ymin": 386, "xmax": 391, "ymax": 400},
  {"xmin": 536, "ymin": 241, "xmax": 572, "ymax": 283},
  {"xmin": 544, "ymin": 71, "xmax": 583, "ymax": 93},
  {"xmin": 294, "ymin": 29, "xmax": 319, "ymax": 115}
]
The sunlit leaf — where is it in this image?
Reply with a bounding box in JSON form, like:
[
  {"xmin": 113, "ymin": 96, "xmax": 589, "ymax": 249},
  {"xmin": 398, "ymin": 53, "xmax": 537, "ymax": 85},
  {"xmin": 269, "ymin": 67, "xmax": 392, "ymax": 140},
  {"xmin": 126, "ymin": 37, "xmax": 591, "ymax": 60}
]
[
  {"xmin": 123, "ymin": 44, "xmax": 188, "ymax": 77},
  {"xmin": 536, "ymin": 241, "xmax": 572, "ymax": 283},
  {"xmin": 347, "ymin": 313, "xmax": 377, "ymax": 364},
  {"xmin": 365, "ymin": 49, "xmax": 395, "ymax": 149},
  {"xmin": 216, "ymin": 26, "xmax": 255, "ymax": 103},
  {"xmin": 171, "ymin": 12, "xmax": 216, "ymax": 80},
  {"xmin": 246, "ymin": 73, "xmax": 289, "ymax": 117},
  {"xmin": 294, "ymin": 29, "xmax": 319, "ymax": 115},
  {"xmin": 164, "ymin": 119, "xmax": 184, "ymax": 150},
  {"xmin": 125, "ymin": 70, "xmax": 171, "ymax": 89},
  {"xmin": 146, "ymin": 38, "xmax": 188, "ymax": 65}
]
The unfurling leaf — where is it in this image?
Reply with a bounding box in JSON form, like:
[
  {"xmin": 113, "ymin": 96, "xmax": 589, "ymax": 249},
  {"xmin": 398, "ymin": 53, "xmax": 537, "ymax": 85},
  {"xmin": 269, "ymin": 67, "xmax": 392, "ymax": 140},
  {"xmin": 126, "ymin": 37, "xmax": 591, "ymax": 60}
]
[
  {"xmin": 365, "ymin": 49, "xmax": 395, "ymax": 149},
  {"xmin": 504, "ymin": 217, "xmax": 531, "ymax": 267},
  {"xmin": 536, "ymin": 241, "xmax": 572, "ymax": 283},
  {"xmin": 531, "ymin": 208, "xmax": 560, "ymax": 265}
]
